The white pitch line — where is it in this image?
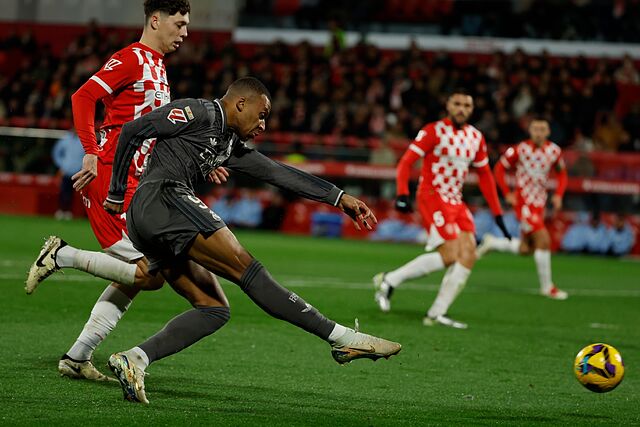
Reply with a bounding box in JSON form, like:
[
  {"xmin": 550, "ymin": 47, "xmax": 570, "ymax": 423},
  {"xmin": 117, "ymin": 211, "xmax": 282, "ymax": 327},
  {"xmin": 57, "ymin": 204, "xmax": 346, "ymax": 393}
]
[{"xmin": 2, "ymin": 272, "xmax": 638, "ymax": 297}]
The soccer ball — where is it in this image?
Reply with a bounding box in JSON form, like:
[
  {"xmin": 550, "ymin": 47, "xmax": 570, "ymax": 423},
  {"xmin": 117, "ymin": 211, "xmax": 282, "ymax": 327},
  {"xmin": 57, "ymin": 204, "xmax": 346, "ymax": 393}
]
[{"xmin": 574, "ymin": 343, "xmax": 624, "ymax": 393}]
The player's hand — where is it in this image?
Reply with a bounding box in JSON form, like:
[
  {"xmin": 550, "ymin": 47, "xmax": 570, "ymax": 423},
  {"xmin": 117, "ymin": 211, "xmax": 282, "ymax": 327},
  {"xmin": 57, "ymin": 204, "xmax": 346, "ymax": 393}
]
[
  {"xmin": 551, "ymin": 194, "xmax": 563, "ymax": 212},
  {"xmin": 103, "ymin": 200, "xmax": 124, "ymax": 215},
  {"xmin": 337, "ymin": 193, "xmax": 378, "ymax": 231},
  {"xmin": 395, "ymin": 195, "xmax": 413, "ymax": 213},
  {"xmin": 495, "ymin": 215, "xmax": 512, "ymax": 240},
  {"xmin": 207, "ymin": 167, "xmax": 229, "ymax": 184},
  {"xmin": 72, "ymin": 154, "xmax": 98, "ymax": 191},
  {"xmin": 505, "ymin": 192, "xmax": 517, "ymax": 207}
]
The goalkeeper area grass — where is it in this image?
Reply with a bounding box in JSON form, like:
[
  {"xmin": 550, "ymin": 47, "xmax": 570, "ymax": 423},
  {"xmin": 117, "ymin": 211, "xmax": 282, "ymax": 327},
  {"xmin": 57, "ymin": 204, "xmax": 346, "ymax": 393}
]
[{"xmin": 0, "ymin": 214, "xmax": 638, "ymax": 425}]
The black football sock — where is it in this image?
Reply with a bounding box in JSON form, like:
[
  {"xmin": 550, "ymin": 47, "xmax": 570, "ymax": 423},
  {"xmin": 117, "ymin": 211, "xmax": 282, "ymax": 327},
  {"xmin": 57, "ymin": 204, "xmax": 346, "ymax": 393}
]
[
  {"xmin": 239, "ymin": 259, "xmax": 335, "ymax": 340},
  {"xmin": 139, "ymin": 306, "xmax": 230, "ymax": 363}
]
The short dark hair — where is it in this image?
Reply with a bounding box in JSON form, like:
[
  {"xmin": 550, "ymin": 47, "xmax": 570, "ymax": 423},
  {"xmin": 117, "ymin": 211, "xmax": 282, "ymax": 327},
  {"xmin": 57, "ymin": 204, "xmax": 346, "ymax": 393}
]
[
  {"xmin": 448, "ymin": 88, "xmax": 473, "ymax": 99},
  {"xmin": 228, "ymin": 77, "xmax": 272, "ymax": 101},
  {"xmin": 144, "ymin": 0, "xmax": 190, "ymax": 20}
]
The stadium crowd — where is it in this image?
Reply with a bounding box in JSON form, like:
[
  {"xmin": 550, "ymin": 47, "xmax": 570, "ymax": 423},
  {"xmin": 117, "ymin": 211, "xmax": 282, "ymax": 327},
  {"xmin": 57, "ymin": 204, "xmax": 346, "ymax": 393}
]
[
  {"xmin": 242, "ymin": 0, "xmax": 640, "ymax": 43},
  {"xmin": 1, "ymin": 23, "xmax": 639, "ymax": 164}
]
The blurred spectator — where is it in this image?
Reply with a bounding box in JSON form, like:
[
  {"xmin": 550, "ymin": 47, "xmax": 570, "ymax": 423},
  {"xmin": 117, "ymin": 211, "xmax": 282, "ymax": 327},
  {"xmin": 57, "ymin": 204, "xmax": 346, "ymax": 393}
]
[
  {"xmin": 260, "ymin": 191, "xmax": 287, "ymax": 230},
  {"xmin": 585, "ymin": 213, "xmax": 611, "ymax": 255},
  {"xmin": 233, "ymin": 189, "xmax": 264, "ymax": 228},
  {"xmin": 608, "ymin": 215, "xmax": 636, "ymax": 256},
  {"xmin": 324, "ymin": 18, "xmax": 346, "ymax": 59},
  {"xmin": 614, "ymin": 55, "xmax": 640, "ymax": 84},
  {"xmin": 561, "ymin": 211, "xmax": 591, "ymax": 253},
  {"xmin": 368, "ymin": 136, "xmax": 396, "ymax": 166},
  {"xmin": 51, "ymin": 130, "xmax": 83, "ymax": 220},
  {"xmin": 593, "ymin": 112, "xmax": 630, "ymax": 152}
]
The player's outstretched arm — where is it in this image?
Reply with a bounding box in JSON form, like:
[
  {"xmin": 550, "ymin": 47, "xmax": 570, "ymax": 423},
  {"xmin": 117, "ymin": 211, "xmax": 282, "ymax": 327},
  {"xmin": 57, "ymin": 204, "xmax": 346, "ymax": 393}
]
[{"xmin": 225, "ymin": 146, "xmax": 344, "ymax": 206}]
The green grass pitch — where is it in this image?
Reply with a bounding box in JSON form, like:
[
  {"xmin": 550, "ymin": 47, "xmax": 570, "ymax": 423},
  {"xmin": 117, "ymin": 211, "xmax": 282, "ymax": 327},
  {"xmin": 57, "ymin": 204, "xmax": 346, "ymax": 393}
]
[{"xmin": 0, "ymin": 214, "xmax": 638, "ymax": 425}]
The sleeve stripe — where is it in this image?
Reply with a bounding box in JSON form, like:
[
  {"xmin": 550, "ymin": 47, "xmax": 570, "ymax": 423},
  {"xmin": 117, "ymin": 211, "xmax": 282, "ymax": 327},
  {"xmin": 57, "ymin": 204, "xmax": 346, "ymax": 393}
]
[
  {"xmin": 332, "ymin": 189, "xmax": 345, "ymax": 206},
  {"xmin": 500, "ymin": 157, "xmax": 512, "ymax": 169},
  {"xmin": 472, "ymin": 157, "xmax": 489, "ymax": 168},
  {"xmin": 409, "ymin": 144, "xmax": 425, "ymax": 157},
  {"xmin": 90, "ymin": 76, "xmax": 113, "ymax": 94}
]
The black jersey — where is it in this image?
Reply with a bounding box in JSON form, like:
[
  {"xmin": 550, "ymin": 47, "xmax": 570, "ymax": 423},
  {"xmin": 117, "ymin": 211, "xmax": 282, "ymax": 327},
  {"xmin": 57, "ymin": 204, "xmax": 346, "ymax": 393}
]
[{"xmin": 107, "ymin": 98, "xmax": 344, "ymax": 206}]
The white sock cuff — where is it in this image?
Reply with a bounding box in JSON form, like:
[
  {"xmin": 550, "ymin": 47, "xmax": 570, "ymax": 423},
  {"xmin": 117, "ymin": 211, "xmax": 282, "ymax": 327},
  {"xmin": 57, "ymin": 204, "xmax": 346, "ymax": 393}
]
[
  {"xmin": 128, "ymin": 346, "xmax": 150, "ymax": 370},
  {"xmin": 327, "ymin": 323, "xmax": 349, "ymax": 343},
  {"xmin": 74, "ymin": 250, "xmax": 137, "ymax": 286},
  {"xmin": 55, "ymin": 244, "xmax": 78, "ymax": 268}
]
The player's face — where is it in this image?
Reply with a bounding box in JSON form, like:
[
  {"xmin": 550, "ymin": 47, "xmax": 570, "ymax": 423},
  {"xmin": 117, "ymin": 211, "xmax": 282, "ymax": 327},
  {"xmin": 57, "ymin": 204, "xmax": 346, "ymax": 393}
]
[
  {"xmin": 238, "ymin": 94, "xmax": 271, "ymax": 140},
  {"xmin": 157, "ymin": 12, "xmax": 189, "ymax": 53},
  {"xmin": 446, "ymin": 94, "xmax": 474, "ymax": 126},
  {"xmin": 529, "ymin": 120, "xmax": 550, "ymax": 145}
]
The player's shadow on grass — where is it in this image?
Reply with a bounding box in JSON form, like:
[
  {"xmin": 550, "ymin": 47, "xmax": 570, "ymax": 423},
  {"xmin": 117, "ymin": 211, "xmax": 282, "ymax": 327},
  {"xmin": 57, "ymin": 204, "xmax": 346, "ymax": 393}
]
[{"xmin": 151, "ymin": 376, "xmax": 385, "ymax": 409}]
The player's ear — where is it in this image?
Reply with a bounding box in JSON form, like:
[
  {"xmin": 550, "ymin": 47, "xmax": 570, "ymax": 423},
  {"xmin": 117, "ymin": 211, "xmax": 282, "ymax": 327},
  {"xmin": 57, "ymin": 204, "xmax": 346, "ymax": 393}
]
[
  {"xmin": 150, "ymin": 13, "xmax": 160, "ymax": 30},
  {"xmin": 236, "ymin": 97, "xmax": 246, "ymax": 113}
]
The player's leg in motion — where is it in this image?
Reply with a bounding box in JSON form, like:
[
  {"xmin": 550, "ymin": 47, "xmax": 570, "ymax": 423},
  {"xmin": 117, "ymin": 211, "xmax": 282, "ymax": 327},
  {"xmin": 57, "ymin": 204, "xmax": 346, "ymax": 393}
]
[
  {"xmin": 476, "ymin": 232, "xmax": 521, "ymax": 257},
  {"xmin": 109, "ymin": 229, "xmax": 400, "ymax": 404},
  {"xmin": 25, "ymin": 236, "xmax": 157, "ymax": 294},
  {"xmin": 188, "ymin": 229, "xmax": 401, "ymax": 364},
  {"xmin": 422, "ymin": 231, "xmax": 476, "ymax": 329},
  {"xmin": 531, "ymin": 228, "xmax": 568, "ymax": 300},
  {"xmin": 57, "ymin": 254, "xmax": 164, "ymax": 381},
  {"xmin": 109, "ymin": 261, "xmax": 230, "ymax": 404},
  {"xmin": 373, "ymin": 251, "xmax": 446, "ymax": 312}
]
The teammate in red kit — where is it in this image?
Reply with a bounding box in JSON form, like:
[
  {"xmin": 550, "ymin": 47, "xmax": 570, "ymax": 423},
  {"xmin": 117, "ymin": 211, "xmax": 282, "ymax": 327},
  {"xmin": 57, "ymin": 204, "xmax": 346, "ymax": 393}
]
[
  {"xmin": 25, "ymin": 0, "xmax": 227, "ymax": 380},
  {"xmin": 476, "ymin": 118, "xmax": 569, "ymax": 300},
  {"xmin": 373, "ymin": 90, "xmax": 510, "ymax": 329}
]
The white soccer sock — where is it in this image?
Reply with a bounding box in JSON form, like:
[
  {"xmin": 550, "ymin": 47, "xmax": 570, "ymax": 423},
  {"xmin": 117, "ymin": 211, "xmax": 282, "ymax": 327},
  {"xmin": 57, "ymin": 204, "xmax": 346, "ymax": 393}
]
[
  {"xmin": 56, "ymin": 245, "xmax": 136, "ymax": 286},
  {"xmin": 124, "ymin": 347, "xmax": 150, "ymax": 371},
  {"xmin": 66, "ymin": 286, "xmax": 132, "ymax": 361},
  {"xmin": 534, "ymin": 249, "xmax": 553, "ymax": 292},
  {"xmin": 385, "ymin": 253, "xmax": 445, "ymax": 288},
  {"xmin": 327, "ymin": 323, "xmax": 349, "ymax": 344},
  {"xmin": 427, "ymin": 263, "xmax": 471, "ymax": 318},
  {"xmin": 490, "ymin": 237, "xmax": 521, "ymax": 254}
]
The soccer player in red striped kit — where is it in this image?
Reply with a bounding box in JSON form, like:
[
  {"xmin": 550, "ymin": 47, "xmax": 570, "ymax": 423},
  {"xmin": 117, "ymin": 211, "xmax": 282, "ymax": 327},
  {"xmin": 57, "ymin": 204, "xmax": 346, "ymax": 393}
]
[
  {"xmin": 26, "ymin": 0, "xmax": 226, "ymax": 379},
  {"xmin": 373, "ymin": 90, "xmax": 511, "ymax": 329},
  {"xmin": 476, "ymin": 117, "xmax": 569, "ymax": 300}
]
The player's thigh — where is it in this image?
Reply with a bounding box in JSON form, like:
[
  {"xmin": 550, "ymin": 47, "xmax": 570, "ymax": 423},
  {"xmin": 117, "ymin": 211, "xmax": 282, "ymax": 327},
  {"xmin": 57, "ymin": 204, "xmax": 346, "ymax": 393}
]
[
  {"xmin": 530, "ymin": 228, "xmax": 551, "ymax": 250},
  {"xmin": 456, "ymin": 231, "xmax": 477, "ymax": 267},
  {"xmin": 188, "ymin": 228, "xmax": 254, "ymax": 283},
  {"xmin": 162, "ymin": 260, "xmax": 228, "ymax": 308}
]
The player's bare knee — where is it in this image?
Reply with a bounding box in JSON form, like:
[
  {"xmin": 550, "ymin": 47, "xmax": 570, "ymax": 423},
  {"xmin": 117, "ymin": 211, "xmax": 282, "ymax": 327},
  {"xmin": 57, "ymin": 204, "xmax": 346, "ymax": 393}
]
[
  {"xmin": 438, "ymin": 246, "xmax": 457, "ymax": 266},
  {"xmin": 134, "ymin": 267, "xmax": 164, "ymax": 290}
]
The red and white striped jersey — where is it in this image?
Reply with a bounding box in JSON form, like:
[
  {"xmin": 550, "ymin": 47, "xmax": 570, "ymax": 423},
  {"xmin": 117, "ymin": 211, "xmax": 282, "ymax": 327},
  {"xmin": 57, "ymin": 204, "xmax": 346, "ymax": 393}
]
[
  {"xmin": 406, "ymin": 118, "xmax": 489, "ymax": 205},
  {"xmin": 73, "ymin": 42, "xmax": 170, "ymax": 166},
  {"xmin": 500, "ymin": 140, "xmax": 563, "ymax": 207}
]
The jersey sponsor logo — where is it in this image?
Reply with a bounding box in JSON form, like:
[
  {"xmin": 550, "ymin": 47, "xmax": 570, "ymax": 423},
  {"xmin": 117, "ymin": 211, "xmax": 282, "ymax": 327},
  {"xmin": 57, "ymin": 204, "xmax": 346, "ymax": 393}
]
[
  {"xmin": 104, "ymin": 58, "xmax": 123, "ymax": 71},
  {"xmin": 167, "ymin": 108, "xmax": 188, "ymax": 124}
]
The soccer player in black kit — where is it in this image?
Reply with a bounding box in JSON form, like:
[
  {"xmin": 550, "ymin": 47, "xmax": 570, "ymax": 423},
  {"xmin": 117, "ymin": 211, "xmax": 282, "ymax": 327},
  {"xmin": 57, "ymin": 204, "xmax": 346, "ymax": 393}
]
[{"xmin": 103, "ymin": 77, "xmax": 401, "ymax": 404}]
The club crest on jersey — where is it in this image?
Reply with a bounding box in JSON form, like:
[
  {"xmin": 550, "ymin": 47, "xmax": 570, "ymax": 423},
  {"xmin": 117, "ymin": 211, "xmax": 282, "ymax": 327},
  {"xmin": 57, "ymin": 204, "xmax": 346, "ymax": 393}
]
[
  {"xmin": 167, "ymin": 108, "xmax": 188, "ymax": 124},
  {"xmin": 104, "ymin": 58, "xmax": 122, "ymax": 71}
]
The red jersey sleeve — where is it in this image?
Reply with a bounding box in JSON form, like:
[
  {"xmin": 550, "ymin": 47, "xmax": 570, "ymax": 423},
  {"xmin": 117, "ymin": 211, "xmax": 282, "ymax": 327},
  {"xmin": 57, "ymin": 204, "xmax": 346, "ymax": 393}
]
[
  {"xmin": 473, "ymin": 137, "xmax": 502, "ymax": 215},
  {"xmin": 71, "ymin": 50, "xmax": 138, "ymax": 155},
  {"xmin": 554, "ymin": 157, "xmax": 568, "ymax": 196},
  {"xmin": 396, "ymin": 125, "xmax": 437, "ymax": 196},
  {"xmin": 494, "ymin": 145, "xmax": 518, "ymax": 196}
]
